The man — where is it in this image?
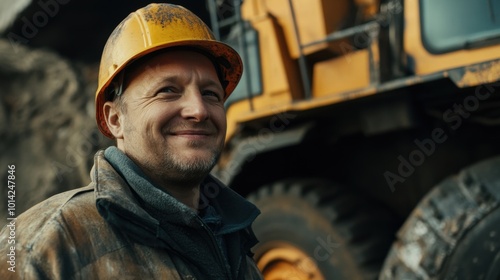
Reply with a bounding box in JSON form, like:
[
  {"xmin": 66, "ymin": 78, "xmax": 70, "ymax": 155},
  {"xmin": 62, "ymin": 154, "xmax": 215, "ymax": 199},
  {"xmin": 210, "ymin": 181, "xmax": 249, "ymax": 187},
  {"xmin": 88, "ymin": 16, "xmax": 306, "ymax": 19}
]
[{"xmin": 0, "ymin": 3, "xmax": 262, "ymax": 279}]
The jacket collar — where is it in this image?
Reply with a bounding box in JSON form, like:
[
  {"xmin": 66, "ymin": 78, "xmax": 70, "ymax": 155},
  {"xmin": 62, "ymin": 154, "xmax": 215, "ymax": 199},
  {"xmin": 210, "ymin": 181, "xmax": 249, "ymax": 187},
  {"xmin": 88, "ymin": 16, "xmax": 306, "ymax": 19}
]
[
  {"xmin": 92, "ymin": 148, "xmax": 261, "ymax": 279},
  {"xmin": 101, "ymin": 146, "xmax": 260, "ymax": 233},
  {"xmin": 92, "ymin": 148, "xmax": 260, "ymax": 249}
]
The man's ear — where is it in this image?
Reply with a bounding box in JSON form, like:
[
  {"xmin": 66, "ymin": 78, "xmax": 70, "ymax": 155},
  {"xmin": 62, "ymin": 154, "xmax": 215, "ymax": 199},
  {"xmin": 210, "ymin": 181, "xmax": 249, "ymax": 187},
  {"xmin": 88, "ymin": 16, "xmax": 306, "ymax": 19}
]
[{"xmin": 103, "ymin": 101, "xmax": 124, "ymax": 139}]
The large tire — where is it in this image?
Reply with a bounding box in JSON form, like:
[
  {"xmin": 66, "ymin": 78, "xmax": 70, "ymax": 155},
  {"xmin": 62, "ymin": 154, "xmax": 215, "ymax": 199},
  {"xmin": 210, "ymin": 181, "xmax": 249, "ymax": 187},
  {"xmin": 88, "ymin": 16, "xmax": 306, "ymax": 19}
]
[
  {"xmin": 380, "ymin": 156, "xmax": 500, "ymax": 280},
  {"xmin": 248, "ymin": 179, "xmax": 398, "ymax": 280}
]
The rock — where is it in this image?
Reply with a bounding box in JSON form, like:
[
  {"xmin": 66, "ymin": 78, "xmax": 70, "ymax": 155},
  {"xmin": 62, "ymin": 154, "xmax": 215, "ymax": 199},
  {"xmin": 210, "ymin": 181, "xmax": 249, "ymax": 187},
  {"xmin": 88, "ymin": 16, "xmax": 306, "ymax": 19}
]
[{"xmin": 0, "ymin": 39, "xmax": 112, "ymax": 225}]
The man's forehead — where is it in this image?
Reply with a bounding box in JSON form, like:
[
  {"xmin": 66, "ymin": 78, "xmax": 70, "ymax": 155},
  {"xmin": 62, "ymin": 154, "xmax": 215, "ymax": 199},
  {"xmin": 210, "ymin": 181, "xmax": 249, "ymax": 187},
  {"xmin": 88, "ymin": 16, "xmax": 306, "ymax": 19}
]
[
  {"xmin": 124, "ymin": 48, "xmax": 224, "ymax": 86},
  {"xmin": 130, "ymin": 49, "xmax": 216, "ymax": 74}
]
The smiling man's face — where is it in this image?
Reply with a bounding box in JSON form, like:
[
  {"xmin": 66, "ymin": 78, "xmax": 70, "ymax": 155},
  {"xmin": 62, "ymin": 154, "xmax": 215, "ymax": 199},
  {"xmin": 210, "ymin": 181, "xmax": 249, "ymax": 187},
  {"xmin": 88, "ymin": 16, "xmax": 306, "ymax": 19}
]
[{"xmin": 106, "ymin": 50, "xmax": 227, "ymax": 186}]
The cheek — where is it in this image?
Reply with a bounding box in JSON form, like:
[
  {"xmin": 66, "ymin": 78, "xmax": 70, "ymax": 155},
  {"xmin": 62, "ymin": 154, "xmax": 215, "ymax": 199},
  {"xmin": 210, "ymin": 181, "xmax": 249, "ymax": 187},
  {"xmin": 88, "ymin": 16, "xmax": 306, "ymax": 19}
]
[
  {"xmin": 122, "ymin": 117, "xmax": 153, "ymax": 145},
  {"xmin": 212, "ymin": 107, "xmax": 227, "ymax": 132},
  {"xmin": 123, "ymin": 111, "xmax": 145, "ymax": 134},
  {"xmin": 144, "ymin": 106, "xmax": 177, "ymax": 132}
]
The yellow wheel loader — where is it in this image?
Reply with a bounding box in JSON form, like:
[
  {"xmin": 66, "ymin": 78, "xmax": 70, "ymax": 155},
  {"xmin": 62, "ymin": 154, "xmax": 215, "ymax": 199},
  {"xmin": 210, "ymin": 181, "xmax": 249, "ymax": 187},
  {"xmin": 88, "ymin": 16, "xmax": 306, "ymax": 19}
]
[{"xmin": 208, "ymin": 0, "xmax": 500, "ymax": 278}]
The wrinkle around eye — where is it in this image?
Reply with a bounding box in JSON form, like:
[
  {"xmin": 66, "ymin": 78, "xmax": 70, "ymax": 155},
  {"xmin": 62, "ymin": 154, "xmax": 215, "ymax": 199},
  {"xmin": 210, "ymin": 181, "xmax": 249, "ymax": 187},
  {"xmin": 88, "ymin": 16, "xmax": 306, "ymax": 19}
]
[
  {"xmin": 202, "ymin": 90, "xmax": 223, "ymax": 102},
  {"xmin": 154, "ymin": 86, "xmax": 183, "ymax": 100},
  {"xmin": 156, "ymin": 86, "xmax": 179, "ymax": 94}
]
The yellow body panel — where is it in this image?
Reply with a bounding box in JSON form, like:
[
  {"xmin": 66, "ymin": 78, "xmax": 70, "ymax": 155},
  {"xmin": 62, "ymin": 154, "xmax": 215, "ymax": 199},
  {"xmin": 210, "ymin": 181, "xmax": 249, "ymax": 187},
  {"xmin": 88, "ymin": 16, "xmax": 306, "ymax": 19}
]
[
  {"xmin": 354, "ymin": 0, "xmax": 380, "ymax": 19},
  {"xmin": 452, "ymin": 60, "xmax": 500, "ymax": 88},
  {"xmin": 243, "ymin": 0, "xmax": 349, "ymax": 58},
  {"xmin": 225, "ymin": 15, "xmax": 301, "ymax": 139},
  {"xmin": 312, "ymin": 50, "xmax": 371, "ymax": 97}
]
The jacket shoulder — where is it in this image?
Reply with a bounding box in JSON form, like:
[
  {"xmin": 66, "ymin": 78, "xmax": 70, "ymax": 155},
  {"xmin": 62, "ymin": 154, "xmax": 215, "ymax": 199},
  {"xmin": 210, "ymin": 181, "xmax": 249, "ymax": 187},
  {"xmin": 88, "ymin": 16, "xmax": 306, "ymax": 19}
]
[
  {"xmin": 0, "ymin": 184, "xmax": 124, "ymax": 279},
  {"xmin": 15, "ymin": 185, "xmax": 96, "ymax": 238}
]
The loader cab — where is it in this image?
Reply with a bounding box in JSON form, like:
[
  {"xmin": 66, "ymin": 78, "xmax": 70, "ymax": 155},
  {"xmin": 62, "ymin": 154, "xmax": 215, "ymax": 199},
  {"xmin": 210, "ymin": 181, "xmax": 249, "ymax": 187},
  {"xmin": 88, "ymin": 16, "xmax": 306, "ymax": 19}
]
[
  {"xmin": 420, "ymin": 0, "xmax": 500, "ymax": 54},
  {"xmin": 405, "ymin": 0, "xmax": 500, "ymax": 86},
  {"xmin": 208, "ymin": 0, "xmax": 500, "ymax": 122}
]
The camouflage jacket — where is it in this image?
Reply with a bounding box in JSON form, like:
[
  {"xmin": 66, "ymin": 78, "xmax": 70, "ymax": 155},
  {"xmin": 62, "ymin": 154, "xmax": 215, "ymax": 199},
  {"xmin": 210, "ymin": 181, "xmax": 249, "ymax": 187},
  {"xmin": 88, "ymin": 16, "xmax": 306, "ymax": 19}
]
[{"xmin": 0, "ymin": 150, "xmax": 263, "ymax": 280}]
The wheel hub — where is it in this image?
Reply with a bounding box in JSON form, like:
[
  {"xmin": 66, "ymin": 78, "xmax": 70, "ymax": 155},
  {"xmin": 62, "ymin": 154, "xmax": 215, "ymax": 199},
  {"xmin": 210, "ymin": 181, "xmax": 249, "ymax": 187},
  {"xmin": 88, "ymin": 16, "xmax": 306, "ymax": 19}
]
[{"xmin": 257, "ymin": 244, "xmax": 325, "ymax": 280}]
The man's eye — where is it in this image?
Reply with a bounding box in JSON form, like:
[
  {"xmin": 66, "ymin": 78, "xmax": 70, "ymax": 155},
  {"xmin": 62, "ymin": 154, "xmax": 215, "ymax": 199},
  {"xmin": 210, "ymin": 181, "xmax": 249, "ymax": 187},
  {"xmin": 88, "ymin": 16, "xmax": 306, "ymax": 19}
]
[
  {"xmin": 203, "ymin": 90, "xmax": 222, "ymax": 101},
  {"xmin": 157, "ymin": 86, "xmax": 177, "ymax": 94}
]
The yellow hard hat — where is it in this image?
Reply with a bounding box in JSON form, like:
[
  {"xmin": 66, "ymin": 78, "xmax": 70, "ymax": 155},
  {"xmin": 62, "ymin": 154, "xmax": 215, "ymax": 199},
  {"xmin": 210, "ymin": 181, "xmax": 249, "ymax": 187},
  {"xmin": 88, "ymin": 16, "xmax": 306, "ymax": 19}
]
[{"xmin": 95, "ymin": 3, "xmax": 243, "ymax": 139}]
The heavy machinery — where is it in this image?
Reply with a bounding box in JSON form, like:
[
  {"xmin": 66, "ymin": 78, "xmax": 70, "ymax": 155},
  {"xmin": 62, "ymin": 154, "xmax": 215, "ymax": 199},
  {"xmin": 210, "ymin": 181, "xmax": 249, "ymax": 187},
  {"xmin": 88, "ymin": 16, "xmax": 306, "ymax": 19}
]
[{"xmin": 207, "ymin": 0, "xmax": 500, "ymax": 279}]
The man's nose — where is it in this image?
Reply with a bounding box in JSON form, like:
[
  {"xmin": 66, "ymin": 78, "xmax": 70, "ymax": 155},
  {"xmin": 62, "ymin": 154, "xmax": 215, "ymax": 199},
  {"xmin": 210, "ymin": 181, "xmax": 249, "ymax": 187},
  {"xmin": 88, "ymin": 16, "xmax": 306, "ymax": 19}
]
[{"xmin": 180, "ymin": 89, "xmax": 209, "ymax": 122}]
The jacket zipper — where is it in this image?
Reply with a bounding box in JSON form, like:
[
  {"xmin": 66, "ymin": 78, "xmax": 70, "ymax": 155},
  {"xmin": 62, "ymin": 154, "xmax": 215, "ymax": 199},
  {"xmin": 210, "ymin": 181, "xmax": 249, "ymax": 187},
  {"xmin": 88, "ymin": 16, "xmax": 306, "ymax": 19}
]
[{"xmin": 196, "ymin": 216, "xmax": 232, "ymax": 279}]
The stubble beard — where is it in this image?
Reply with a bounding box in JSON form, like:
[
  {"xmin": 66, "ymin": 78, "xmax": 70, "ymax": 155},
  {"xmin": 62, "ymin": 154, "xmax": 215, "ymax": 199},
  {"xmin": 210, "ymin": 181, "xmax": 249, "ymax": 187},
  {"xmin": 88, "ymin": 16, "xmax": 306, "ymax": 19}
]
[
  {"xmin": 145, "ymin": 139, "xmax": 223, "ymax": 187},
  {"xmin": 124, "ymin": 119, "xmax": 224, "ymax": 187},
  {"xmin": 166, "ymin": 143, "xmax": 221, "ymax": 183}
]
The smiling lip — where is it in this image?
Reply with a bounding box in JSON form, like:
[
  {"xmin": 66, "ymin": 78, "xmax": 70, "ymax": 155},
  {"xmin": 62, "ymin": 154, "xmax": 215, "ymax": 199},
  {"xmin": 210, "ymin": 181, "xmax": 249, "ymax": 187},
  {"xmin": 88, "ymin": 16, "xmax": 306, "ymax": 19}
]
[{"xmin": 171, "ymin": 130, "xmax": 213, "ymax": 138}]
